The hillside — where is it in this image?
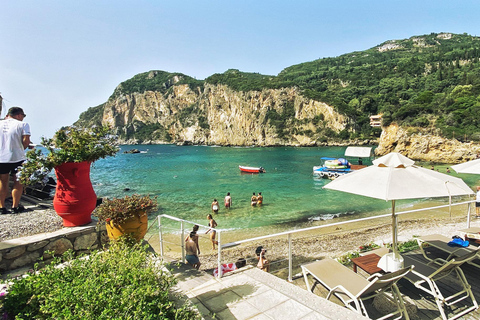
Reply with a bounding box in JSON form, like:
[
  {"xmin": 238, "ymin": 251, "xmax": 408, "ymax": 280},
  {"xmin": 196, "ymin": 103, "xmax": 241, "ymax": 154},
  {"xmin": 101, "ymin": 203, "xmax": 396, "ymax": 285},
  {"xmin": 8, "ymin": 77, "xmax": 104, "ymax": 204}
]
[{"xmin": 75, "ymin": 33, "xmax": 480, "ymax": 152}]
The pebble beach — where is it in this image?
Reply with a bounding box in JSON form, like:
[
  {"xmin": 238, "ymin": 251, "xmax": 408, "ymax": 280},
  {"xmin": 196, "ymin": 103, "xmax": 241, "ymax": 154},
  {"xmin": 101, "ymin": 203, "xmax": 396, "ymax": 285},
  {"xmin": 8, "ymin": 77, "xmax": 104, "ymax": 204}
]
[{"xmin": 2, "ymin": 202, "xmax": 478, "ymax": 275}]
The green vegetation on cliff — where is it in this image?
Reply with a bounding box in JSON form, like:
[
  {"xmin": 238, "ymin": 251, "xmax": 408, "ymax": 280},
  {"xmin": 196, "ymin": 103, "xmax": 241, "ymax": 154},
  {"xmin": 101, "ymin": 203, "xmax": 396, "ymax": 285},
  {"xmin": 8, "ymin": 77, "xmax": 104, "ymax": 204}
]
[
  {"xmin": 204, "ymin": 33, "xmax": 480, "ymax": 141},
  {"xmin": 77, "ymin": 33, "xmax": 480, "ymax": 142},
  {"xmin": 111, "ymin": 70, "xmax": 204, "ymax": 98},
  {"xmin": 75, "ymin": 103, "xmax": 105, "ymax": 128}
]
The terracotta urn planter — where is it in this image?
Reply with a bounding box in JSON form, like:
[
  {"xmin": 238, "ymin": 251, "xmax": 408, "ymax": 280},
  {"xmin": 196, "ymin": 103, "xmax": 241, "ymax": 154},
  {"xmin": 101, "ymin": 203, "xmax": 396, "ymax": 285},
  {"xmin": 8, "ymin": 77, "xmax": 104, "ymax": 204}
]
[
  {"xmin": 53, "ymin": 161, "xmax": 96, "ymax": 227},
  {"xmin": 105, "ymin": 212, "xmax": 148, "ymax": 242}
]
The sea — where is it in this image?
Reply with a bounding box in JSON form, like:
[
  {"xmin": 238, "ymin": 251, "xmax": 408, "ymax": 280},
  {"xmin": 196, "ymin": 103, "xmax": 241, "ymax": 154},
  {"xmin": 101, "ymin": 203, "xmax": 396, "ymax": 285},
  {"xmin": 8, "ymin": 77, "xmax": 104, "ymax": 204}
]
[{"xmin": 89, "ymin": 144, "xmax": 480, "ymax": 234}]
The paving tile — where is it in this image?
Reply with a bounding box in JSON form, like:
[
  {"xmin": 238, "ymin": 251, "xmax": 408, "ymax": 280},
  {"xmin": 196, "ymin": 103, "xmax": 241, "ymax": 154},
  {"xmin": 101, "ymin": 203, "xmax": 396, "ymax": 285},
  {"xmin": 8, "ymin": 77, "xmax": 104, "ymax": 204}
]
[
  {"xmin": 190, "ymin": 297, "xmax": 216, "ymax": 319},
  {"xmin": 224, "ymin": 282, "xmax": 261, "ymax": 299},
  {"xmin": 245, "ymin": 313, "xmax": 273, "ymax": 320},
  {"xmin": 217, "ymin": 300, "xmax": 262, "ymax": 320},
  {"xmin": 244, "ymin": 289, "xmax": 289, "ymax": 312},
  {"xmin": 299, "ymin": 311, "xmax": 331, "ymax": 320},
  {"xmin": 202, "ymin": 289, "xmax": 244, "ymax": 313},
  {"xmin": 190, "ymin": 282, "xmax": 226, "ymax": 300},
  {"xmin": 262, "ymin": 299, "xmax": 312, "ymax": 320},
  {"xmin": 218, "ymin": 273, "xmax": 257, "ymax": 286}
]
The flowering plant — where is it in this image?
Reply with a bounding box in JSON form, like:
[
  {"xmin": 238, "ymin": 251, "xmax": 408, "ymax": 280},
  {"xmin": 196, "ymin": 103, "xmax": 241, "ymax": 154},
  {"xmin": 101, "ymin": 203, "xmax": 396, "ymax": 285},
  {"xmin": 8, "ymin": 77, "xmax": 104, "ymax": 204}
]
[
  {"xmin": 93, "ymin": 194, "xmax": 158, "ymax": 225},
  {"xmin": 16, "ymin": 126, "xmax": 119, "ymax": 186},
  {"xmin": 358, "ymin": 243, "xmax": 380, "ymax": 252}
]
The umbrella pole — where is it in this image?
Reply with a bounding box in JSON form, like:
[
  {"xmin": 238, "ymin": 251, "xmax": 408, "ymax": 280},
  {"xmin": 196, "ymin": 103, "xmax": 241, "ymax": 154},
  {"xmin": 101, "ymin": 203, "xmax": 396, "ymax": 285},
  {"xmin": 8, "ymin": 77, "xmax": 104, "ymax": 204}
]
[
  {"xmin": 449, "ymin": 195, "xmax": 452, "ymax": 219},
  {"xmin": 467, "ymin": 201, "xmax": 472, "ymax": 229},
  {"xmin": 392, "ymin": 200, "xmax": 399, "ymax": 259}
]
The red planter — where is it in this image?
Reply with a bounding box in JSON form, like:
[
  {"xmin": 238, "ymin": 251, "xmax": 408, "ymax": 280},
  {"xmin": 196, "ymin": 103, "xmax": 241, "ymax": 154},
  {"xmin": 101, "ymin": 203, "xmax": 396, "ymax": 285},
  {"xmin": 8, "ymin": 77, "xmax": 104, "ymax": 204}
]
[{"xmin": 53, "ymin": 161, "xmax": 96, "ymax": 227}]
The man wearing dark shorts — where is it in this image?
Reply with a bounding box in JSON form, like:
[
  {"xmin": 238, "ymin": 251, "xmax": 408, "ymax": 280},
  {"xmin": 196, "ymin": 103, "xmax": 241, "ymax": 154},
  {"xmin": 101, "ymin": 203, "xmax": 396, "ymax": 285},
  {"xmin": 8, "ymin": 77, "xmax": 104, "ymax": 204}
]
[{"xmin": 0, "ymin": 107, "xmax": 31, "ymax": 214}]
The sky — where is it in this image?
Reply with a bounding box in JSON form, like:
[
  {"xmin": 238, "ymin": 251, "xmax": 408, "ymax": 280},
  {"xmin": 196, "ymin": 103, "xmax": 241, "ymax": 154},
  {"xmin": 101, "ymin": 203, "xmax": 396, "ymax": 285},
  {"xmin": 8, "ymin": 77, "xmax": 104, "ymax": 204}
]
[{"xmin": 1, "ymin": 0, "xmax": 479, "ymax": 142}]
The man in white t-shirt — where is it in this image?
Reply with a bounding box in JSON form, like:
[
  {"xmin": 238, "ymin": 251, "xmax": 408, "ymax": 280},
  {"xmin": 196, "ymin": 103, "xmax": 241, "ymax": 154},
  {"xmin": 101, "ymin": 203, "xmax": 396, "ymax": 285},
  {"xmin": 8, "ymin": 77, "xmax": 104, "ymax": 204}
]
[{"xmin": 0, "ymin": 107, "xmax": 31, "ymax": 214}]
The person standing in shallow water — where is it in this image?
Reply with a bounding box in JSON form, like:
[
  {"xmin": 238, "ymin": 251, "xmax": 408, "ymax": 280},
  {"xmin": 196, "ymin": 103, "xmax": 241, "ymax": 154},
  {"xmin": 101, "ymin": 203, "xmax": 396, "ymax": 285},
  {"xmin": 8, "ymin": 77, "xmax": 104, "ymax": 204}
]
[
  {"xmin": 0, "ymin": 107, "xmax": 31, "ymax": 215},
  {"xmin": 251, "ymin": 192, "xmax": 257, "ymax": 206},
  {"xmin": 211, "ymin": 199, "xmax": 219, "ymax": 213},
  {"xmin": 256, "ymin": 192, "xmax": 263, "ymax": 206},
  {"xmin": 224, "ymin": 192, "xmax": 232, "ymax": 209}
]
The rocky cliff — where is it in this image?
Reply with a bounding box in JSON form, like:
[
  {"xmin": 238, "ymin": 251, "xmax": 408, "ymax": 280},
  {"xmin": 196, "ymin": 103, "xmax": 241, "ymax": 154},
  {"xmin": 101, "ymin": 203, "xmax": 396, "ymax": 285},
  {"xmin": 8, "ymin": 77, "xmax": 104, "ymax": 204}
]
[
  {"xmin": 376, "ymin": 124, "xmax": 480, "ymax": 163},
  {"xmin": 78, "ymin": 73, "xmax": 350, "ymax": 146}
]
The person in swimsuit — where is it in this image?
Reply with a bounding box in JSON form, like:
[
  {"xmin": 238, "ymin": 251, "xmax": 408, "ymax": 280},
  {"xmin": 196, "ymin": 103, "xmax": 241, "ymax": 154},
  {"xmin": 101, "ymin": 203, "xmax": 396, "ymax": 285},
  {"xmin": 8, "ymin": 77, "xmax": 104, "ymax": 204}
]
[
  {"xmin": 256, "ymin": 192, "xmax": 263, "ymax": 206},
  {"xmin": 251, "ymin": 192, "xmax": 257, "ymax": 206},
  {"xmin": 185, "ymin": 231, "xmax": 201, "ymax": 269},
  {"xmin": 211, "ymin": 199, "xmax": 219, "ymax": 213},
  {"xmin": 255, "ymin": 246, "xmax": 270, "ymax": 272},
  {"xmin": 206, "ymin": 214, "xmax": 219, "ymax": 249},
  {"xmin": 224, "ymin": 192, "xmax": 232, "ymax": 208}
]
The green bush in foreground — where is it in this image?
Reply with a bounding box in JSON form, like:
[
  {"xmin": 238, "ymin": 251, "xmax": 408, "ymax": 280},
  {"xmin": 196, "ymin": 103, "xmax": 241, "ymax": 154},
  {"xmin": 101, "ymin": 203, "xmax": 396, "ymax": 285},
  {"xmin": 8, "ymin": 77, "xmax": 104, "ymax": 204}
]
[{"xmin": 2, "ymin": 240, "xmax": 198, "ymax": 320}]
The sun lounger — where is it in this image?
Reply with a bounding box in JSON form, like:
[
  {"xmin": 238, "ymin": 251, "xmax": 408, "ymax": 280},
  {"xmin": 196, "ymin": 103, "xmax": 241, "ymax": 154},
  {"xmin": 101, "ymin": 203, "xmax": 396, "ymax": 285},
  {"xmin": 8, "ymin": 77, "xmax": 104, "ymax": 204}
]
[
  {"xmin": 403, "ymin": 251, "xmax": 479, "ymax": 320},
  {"xmin": 416, "ymin": 234, "xmax": 480, "ymax": 268},
  {"xmin": 301, "ymin": 258, "xmax": 412, "ymax": 320},
  {"xmin": 458, "ymin": 227, "xmax": 480, "ymax": 244}
]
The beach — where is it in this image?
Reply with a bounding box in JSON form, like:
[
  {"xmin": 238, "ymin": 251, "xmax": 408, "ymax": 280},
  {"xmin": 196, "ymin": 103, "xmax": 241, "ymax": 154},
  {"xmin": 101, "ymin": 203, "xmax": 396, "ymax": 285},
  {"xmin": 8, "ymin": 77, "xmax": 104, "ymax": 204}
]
[
  {"xmin": 1, "ymin": 200, "xmax": 478, "ymax": 280},
  {"xmin": 145, "ymin": 201, "xmax": 478, "ymax": 274}
]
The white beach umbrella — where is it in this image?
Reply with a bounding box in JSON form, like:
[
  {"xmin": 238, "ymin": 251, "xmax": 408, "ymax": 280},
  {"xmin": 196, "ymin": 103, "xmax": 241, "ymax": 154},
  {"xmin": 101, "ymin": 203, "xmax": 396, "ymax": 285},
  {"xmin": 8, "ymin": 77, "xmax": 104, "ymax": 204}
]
[
  {"xmin": 451, "ymin": 158, "xmax": 480, "ymax": 174},
  {"xmin": 324, "ymin": 152, "xmax": 474, "ymax": 258}
]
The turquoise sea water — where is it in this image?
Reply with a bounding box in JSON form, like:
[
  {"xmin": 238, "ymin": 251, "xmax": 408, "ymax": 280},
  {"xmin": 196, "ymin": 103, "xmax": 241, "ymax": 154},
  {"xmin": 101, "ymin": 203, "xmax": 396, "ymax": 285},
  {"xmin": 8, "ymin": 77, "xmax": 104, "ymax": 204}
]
[{"xmin": 89, "ymin": 145, "xmax": 480, "ymax": 232}]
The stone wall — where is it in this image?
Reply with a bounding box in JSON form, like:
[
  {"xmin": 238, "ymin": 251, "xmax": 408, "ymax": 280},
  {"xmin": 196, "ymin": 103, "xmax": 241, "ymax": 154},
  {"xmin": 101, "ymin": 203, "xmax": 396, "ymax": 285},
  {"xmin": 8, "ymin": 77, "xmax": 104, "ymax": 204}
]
[{"xmin": 0, "ymin": 222, "xmax": 108, "ymax": 274}]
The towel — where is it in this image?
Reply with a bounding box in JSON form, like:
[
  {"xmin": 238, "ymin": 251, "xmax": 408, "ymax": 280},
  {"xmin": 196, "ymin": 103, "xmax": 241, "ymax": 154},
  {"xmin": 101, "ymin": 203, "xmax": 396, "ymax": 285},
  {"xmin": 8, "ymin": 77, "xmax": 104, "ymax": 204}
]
[{"xmin": 448, "ymin": 237, "xmax": 470, "ymax": 247}]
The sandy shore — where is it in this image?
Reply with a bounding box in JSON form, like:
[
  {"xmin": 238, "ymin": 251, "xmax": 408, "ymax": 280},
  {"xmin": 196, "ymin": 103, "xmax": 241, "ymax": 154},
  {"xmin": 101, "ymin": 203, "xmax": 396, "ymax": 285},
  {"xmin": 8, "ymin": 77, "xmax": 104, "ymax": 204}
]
[
  {"xmin": 146, "ymin": 200, "xmax": 480, "ymax": 275},
  {"xmin": 2, "ymin": 200, "xmax": 479, "ymax": 279}
]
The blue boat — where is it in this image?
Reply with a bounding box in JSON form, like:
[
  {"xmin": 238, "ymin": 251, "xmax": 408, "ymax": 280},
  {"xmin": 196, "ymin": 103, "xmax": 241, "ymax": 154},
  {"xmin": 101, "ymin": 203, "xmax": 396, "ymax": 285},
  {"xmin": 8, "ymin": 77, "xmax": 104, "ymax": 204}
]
[
  {"xmin": 313, "ymin": 157, "xmax": 353, "ymax": 179},
  {"xmin": 313, "ymin": 147, "xmax": 372, "ymax": 179}
]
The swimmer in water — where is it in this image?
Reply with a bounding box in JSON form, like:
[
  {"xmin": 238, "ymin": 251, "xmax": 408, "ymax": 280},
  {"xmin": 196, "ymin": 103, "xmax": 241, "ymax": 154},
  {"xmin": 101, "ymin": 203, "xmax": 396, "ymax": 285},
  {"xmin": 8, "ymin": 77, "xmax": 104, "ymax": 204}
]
[
  {"xmin": 224, "ymin": 192, "xmax": 232, "ymax": 208},
  {"xmin": 257, "ymin": 192, "xmax": 263, "ymax": 205},
  {"xmin": 251, "ymin": 192, "xmax": 257, "ymax": 206},
  {"xmin": 211, "ymin": 199, "xmax": 219, "ymax": 213}
]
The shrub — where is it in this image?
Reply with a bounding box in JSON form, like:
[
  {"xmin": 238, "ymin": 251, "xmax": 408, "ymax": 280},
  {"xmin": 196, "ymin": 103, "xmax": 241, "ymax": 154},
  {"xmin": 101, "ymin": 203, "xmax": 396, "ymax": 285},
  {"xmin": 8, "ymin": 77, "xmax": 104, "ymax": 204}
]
[
  {"xmin": 94, "ymin": 194, "xmax": 158, "ymax": 225},
  {"xmin": 17, "ymin": 126, "xmax": 119, "ymax": 186},
  {"xmin": 1, "ymin": 240, "xmax": 199, "ymax": 319}
]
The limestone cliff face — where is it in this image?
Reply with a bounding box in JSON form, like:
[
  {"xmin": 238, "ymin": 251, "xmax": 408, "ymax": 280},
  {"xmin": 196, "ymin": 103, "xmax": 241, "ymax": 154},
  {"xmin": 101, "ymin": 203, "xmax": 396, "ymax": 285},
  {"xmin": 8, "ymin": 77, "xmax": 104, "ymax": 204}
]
[
  {"xmin": 100, "ymin": 82, "xmax": 347, "ymax": 146},
  {"xmin": 376, "ymin": 124, "xmax": 480, "ymax": 163}
]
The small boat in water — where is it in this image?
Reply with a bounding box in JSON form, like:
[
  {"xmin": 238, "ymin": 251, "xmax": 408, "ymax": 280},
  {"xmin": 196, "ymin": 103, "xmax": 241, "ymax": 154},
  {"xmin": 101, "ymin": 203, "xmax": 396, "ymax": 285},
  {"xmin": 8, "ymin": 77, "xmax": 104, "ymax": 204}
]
[
  {"xmin": 313, "ymin": 158, "xmax": 352, "ymax": 179},
  {"xmin": 239, "ymin": 165, "xmax": 266, "ymax": 173},
  {"xmin": 313, "ymin": 146, "xmax": 372, "ymax": 179}
]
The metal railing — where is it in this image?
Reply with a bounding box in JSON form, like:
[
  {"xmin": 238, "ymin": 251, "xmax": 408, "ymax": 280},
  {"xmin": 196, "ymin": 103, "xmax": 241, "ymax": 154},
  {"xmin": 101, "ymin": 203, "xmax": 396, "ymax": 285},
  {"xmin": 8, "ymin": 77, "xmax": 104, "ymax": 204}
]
[
  {"xmin": 155, "ymin": 199, "xmax": 474, "ymax": 281},
  {"xmin": 157, "ymin": 214, "xmax": 223, "ymax": 277}
]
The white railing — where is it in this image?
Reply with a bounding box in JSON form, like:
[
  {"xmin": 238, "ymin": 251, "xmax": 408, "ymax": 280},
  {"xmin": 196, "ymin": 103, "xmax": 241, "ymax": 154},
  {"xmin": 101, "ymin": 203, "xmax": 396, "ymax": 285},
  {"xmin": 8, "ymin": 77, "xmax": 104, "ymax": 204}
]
[
  {"xmin": 156, "ymin": 199, "xmax": 474, "ymax": 281},
  {"xmin": 157, "ymin": 214, "xmax": 223, "ymax": 277}
]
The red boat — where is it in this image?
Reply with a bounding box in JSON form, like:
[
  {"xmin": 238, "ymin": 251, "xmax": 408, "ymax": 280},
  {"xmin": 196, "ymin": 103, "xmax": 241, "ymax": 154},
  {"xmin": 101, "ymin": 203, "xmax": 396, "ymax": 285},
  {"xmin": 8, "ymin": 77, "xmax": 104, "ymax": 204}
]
[{"xmin": 239, "ymin": 165, "xmax": 265, "ymax": 173}]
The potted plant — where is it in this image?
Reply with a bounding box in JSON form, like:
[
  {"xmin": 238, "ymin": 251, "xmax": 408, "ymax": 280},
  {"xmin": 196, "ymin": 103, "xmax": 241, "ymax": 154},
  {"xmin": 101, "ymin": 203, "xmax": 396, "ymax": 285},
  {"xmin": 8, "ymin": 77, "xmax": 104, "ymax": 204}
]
[
  {"xmin": 17, "ymin": 126, "xmax": 119, "ymax": 227},
  {"xmin": 93, "ymin": 194, "xmax": 158, "ymax": 241}
]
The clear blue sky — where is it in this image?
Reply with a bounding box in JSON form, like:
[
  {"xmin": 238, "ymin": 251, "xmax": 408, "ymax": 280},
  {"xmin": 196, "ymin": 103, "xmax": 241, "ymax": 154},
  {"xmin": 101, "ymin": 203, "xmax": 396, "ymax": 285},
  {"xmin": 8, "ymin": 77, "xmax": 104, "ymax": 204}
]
[{"xmin": 1, "ymin": 0, "xmax": 479, "ymax": 141}]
